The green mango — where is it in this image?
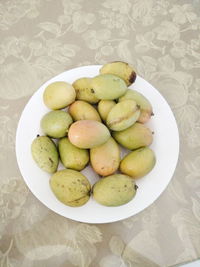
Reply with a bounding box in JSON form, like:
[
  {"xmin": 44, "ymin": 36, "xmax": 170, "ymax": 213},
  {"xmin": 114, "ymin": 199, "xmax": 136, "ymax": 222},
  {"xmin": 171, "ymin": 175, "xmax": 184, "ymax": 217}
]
[
  {"xmin": 91, "ymin": 74, "xmax": 127, "ymax": 100},
  {"xmin": 68, "ymin": 120, "xmax": 111, "ymax": 149},
  {"xmin": 69, "ymin": 100, "xmax": 101, "ymax": 122},
  {"xmin": 43, "ymin": 81, "xmax": 76, "ymax": 110},
  {"xmin": 112, "ymin": 122, "xmax": 153, "ymax": 150},
  {"xmin": 106, "ymin": 100, "xmax": 140, "ymax": 131},
  {"xmin": 119, "ymin": 89, "xmax": 153, "ymax": 123},
  {"xmin": 100, "ymin": 61, "xmax": 136, "ymax": 86},
  {"xmin": 90, "ymin": 137, "xmax": 120, "ymax": 176},
  {"xmin": 50, "ymin": 169, "xmax": 91, "ymax": 207},
  {"xmin": 41, "ymin": 110, "xmax": 73, "ymax": 139},
  {"xmin": 58, "ymin": 137, "xmax": 89, "ymax": 171},
  {"xmin": 31, "ymin": 136, "xmax": 58, "ymax": 173},
  {"xmin": 97, "ymin": 100, "xmax": 116, "ymax": 121},
  {"xmin": 92, "ymin": 174, "xmax": 137, "ymax": 206},
  {"xmin": 72, "ymin": 77, "xmax": 99, "ymax": 104},
  {"xmin": 120, "ymin": 147, "xmax": 156, "ymax": 179}
]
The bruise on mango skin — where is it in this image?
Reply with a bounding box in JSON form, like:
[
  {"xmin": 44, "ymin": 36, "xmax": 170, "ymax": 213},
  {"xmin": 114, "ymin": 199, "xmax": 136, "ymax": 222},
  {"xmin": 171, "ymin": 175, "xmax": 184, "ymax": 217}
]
[
  {"xmin": 73, "ymin": 77, "xmax": 99, "ymax": 104},
  {"xmin": 67, "ymin": 191, "xmax": 91, "ymax": 204},
  {"xmin": 107, "ymin": 105, "xmax": 140, "ymax": 127},
  {"xmin": 48, "ymin": 157, "xmax": 54, "ymax": 166},
  {"xmin": 129, "ymin": 71, "xmax": 136, "ymax": 84},
  {"xmin": 100, "ymin": 61, "xmax": 137, "ymax": 86},
  {"xmin": 68, "ymin": 194, "xmax": 90, "ymax": 205},
  {"xmin": 77, "ymin": 88, "xmax": 91, "ymax": 94}
]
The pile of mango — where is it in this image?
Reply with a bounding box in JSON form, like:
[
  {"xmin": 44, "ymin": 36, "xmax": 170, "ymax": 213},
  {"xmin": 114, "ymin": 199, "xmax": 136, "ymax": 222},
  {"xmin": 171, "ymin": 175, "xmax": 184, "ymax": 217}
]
[{"xmin": 31, "ymin": 61, "xmax": 156, "ymax": 207}]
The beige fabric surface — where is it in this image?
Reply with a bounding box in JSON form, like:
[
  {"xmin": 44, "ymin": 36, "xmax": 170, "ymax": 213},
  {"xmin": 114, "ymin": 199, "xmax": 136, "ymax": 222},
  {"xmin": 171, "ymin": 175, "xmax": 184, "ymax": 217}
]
[{"xmin": 0, "ymin": 0, "xmax": 200, "ymax": 266}]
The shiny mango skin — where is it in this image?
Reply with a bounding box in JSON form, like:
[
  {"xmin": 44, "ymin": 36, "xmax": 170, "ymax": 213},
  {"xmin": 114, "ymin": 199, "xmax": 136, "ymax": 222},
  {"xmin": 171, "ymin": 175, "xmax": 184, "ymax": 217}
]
[
  {"xmin": 112, "ymin": 122, "xmax": 153, "ymax": 150},
  {"xmin": 68, "ymin": 120, "xmax": 111, "ymax": 149},
  {"xmin": 68, "ymin": 100, "xmax": 101, "ymax": 122},
  {"xmin": 72, "ymin": 77, "xmax": 99, "ymax": 104},
  {"xmin": 91, "ymin": 74, "xmax": 128, "ymax": 100},
  {"xmin": 120, "ymin": 147, "xmax": 156, "ymax": 179},
  {"xmin": 31, "ymin": 136, "xmax": 58, "ymax": 173},
  {"xmin": 90, "ymin": 137, "xmax": 120, "ymax": 176},
  {"xmin": 50, "ymin": 169, "xmax": 91, "ymax": 207},
  {"xmin": 58, "ymin": 137, "xmax": 89, "ymax": 171},
  {"xmin": 92, "ymin": 174, "xmax": 137, "ymax": 207},
  {"xmin": 119, "ymin": 89, "xmax": 153, "ymax": 123},
  {"xmin": 106, "ymin": 100, "xmax": 140, "ymax": 131},
  {"xmin": 100, "ymin": 61, "xmax": 136, "ymax": 86}
]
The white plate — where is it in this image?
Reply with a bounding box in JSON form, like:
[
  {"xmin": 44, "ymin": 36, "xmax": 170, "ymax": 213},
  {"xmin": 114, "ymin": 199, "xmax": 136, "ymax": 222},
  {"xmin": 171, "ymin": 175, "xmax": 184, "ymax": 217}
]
[{"xmin": 16, "ymin": 65, "xmax": 179, "ymax": 224}]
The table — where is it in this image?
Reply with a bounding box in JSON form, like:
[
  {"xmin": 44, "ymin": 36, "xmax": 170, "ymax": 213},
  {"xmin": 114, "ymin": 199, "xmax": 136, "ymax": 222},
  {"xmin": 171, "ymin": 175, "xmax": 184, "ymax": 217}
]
[{"xmin": 0, "ymin": 0, "xmax": 200, "ymax": 266}]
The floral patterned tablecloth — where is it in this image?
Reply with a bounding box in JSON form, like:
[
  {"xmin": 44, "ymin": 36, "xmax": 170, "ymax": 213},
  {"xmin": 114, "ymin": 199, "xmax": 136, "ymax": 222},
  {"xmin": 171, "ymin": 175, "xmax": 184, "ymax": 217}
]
[{"xmin": 0, "ymin": 0, "xmax": 200, "ymax": 266}]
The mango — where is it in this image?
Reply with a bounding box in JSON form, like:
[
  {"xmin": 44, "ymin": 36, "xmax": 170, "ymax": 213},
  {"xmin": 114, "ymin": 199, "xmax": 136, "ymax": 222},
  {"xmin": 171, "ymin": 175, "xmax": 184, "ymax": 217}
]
[
  {"xmin": 97, "ymin": 100, "xmax": 116, "ymax": 121},
  {"xmin": 50, "ymin": 169, "xmax": 91, "ymax": 207},
  {"xmin": 119, "ymin": 89, "xmax": 153, "ymax": 123},
  {"xmin": 100, "ymin": 61, "xmax": 136, "ymax": 86},
  {"xmin": 90, "ymin": 137, "xmax": 120, "ymax": 176},
  {"xmin": 106, "ymin": 100, "xmax": 140, "ymax": 131},
  {"xmin": 68, "ymin": 100, "xmax": 101, "ymax": 122},
  {"xmin": 43, "ymin": 81, "xmax": 76, "ymax": 110},
  {"xmin": 120, "ymin": 147, "xmax": 156, "ymax": 179},
  {"xmin": 92, "ymin": 174, "xmax": 137, "ymax": 206},
  {"xmin": 41, "ymin": 110, "xmax": 73, "ymax": 138},
  {"xmin": 112, "ymin": 122, "xmax": 153, "ymax": 150},
  {"xmin": 31, "ymin": 136, "xmax": 58, "ymax": 173},
  {"xmin": 72, "ymin": 77, "xmax": 99, "ymax": 104},
  {"xmin": 91, "ymin": 74, "xmax": 127, "ymax": 100},
  {"xmin": 58, "ymin": 137, "xmax": 89, "ymax": 171},
  {"xmin": 68, "ymin": 120, "xmax": 110, "ymax": 149}
]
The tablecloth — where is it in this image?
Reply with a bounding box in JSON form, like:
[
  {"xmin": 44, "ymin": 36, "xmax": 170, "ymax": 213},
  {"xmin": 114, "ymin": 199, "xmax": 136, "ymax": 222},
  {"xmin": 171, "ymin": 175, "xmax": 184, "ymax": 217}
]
[{"xmin": 0, "ymin": 0, "xmax": 200, "ymax": 266}]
